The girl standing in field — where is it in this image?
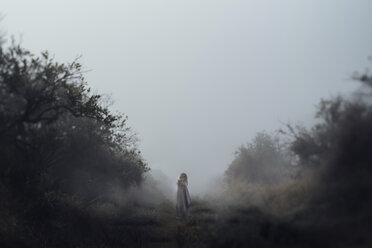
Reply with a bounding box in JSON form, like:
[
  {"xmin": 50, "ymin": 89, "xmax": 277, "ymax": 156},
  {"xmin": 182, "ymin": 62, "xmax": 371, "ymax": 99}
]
[{"xmin": 176, "ymin": 173, "xmax": 191, "ymax": 219}]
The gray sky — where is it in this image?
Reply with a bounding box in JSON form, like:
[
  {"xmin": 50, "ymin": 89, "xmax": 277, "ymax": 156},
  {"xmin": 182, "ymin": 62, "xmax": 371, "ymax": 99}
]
[{"xmin": 2, "ymin": 0, "xmax": 372, "ymax": 194}]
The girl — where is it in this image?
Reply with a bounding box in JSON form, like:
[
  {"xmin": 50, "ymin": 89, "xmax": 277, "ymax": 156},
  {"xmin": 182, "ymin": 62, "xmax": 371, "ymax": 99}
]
[{"xmin": 176, "ymin": 173, "xmax": 191, "ymax": 219}]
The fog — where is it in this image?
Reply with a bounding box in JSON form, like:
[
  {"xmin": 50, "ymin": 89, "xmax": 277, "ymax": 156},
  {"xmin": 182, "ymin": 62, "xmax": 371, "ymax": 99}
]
[
  {"xmin": 2, "ymin": 0, "xmax": 372, "ymax": 194},
  {"xmin": 3, "ymin": 1, "xmax": 372, "ymax": 247}
]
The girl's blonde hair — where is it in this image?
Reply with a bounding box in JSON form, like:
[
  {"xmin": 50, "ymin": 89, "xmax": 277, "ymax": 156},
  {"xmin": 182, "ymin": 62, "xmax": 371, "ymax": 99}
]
[{"xmin": 178, "ymin": 172, "xmax": 188, "ymax": 185}]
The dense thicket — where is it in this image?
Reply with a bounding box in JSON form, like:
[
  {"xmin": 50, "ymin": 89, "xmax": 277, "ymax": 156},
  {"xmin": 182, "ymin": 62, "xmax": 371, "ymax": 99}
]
[
  {"xmin": 0, "ymin": 42, "xmax": 150, "ymax": 246},
  {"xmin": 0, "ymin": 42, "xmax": 148, "ymax": 198},
  {"xmin": 214, "ymin": 70, "xmax": 372, "ymax": 247},
  {"xmin": 288, "ymin": 73, "xmax": 372, "ymax": 219}
]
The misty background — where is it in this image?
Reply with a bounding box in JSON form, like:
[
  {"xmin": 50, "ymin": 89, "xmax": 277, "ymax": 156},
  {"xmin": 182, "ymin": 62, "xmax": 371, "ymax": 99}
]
[{"xmin": 2, "ymin": 0, "xmax": 372, "ymax": 193}]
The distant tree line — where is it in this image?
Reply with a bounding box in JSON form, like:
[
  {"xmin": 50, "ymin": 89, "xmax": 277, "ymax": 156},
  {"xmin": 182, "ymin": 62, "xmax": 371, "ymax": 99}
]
[{"xmin": 225, "ymin": 131, "xmax": 293, "ymax": 185}]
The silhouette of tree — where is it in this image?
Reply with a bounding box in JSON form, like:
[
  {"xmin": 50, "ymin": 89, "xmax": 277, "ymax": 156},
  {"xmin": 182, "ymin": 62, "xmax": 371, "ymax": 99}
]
[{"xmin": 0, "ymin": 41, "xmax": 148, "ymax": 203}]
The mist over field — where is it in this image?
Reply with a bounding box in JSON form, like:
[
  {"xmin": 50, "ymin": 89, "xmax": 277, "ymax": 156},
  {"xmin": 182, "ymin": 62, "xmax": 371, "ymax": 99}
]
[
  {"xmin": 1, "ymin": 1, "xmax": 372, "ymax": 247},
  {"xmin": 3, "ymin": 0, "xmax": 370, "ymax": 192}
]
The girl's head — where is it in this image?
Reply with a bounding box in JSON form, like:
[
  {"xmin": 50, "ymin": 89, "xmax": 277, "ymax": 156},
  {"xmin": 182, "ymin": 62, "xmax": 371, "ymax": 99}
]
[{"xmin": 179, "ymin": 173, "xmax": 188, "ymax": 185}]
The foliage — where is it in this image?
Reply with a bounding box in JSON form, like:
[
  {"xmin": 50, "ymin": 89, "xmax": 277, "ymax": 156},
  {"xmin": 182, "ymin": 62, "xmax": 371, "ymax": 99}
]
[
  {"xmin": 225, "ymin": 132, "xmax": 293, "ymax": 185},
  {"xmin": 214, "ymin": 67, "xmax": 372, "ymax": 248},
  {"xmin": 0, "ymin": 41, "xmax": 148, "ymax": 224}
]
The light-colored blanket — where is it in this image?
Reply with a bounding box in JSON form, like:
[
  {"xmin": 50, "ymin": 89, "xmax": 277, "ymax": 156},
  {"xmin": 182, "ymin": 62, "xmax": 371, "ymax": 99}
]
[{"xmin": 176, "ymin": 182, "xmax": 191, "ymax": 218}]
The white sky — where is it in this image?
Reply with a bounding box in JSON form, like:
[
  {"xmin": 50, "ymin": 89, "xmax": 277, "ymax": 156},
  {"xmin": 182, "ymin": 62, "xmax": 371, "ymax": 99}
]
[{"xmin": 2, "ymin": 0, "xmax": 372, "ymax": 194}]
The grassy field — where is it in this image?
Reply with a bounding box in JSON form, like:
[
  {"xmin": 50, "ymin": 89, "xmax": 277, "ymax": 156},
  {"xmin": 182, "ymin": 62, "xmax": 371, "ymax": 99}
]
[{"xmin": 1, "ymin": 191, "xmax": 371, "ymax": 247}]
